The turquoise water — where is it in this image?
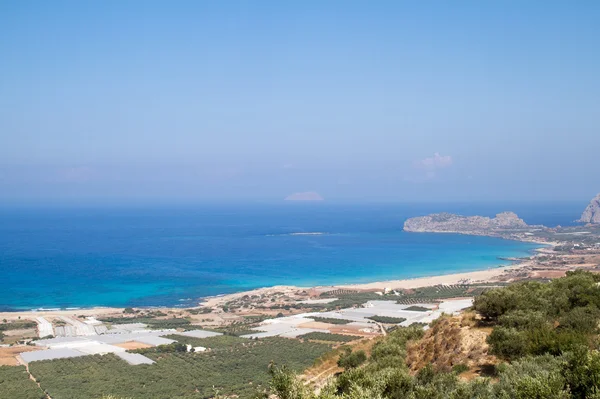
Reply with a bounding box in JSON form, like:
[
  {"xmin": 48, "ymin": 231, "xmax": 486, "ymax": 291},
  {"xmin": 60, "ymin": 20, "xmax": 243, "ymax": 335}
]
[{"xmin": 0, "ymin": 203, "xmax": 572, "ymax": 310}]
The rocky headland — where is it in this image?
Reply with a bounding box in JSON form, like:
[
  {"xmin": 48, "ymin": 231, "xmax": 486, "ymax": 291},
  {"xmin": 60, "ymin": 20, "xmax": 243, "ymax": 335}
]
[
  {"xmin": 579, "ymin": 193, "xmax": 600, "ymax": 224},
  {"xmin": 403, "ymin": 211, "xmax": 534, "ymax": 234}
]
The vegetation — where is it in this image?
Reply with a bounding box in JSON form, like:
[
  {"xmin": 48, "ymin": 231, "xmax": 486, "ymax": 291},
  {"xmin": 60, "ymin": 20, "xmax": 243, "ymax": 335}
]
[
  {"xmin": 13, "ymin": 272, "xmax": 600, "ymax": 399},
  {"xmin": 298, "ymin": 332, "xmax": 361, "ymax": 343},
  {"xmin": 0, "ymin": 366, "xmax": 45, "ymax": 399},
  {"xmin": 474, "ymin": 270, "xmax": 600, "ymax": 361},
  {"xmin": 0, "ymin": 320, "xmax": 37, "ymax": 331},
  {"xmin": 396, "ymin": 284, "xmax": 493, "ymax": 304},
  {"xmin": 163, "ymin": 334, "xmax": 246, "ymax": 350},
  {"xmin": 404, "ymin": 305, "xmax": 430, "ymax": 312},
  {"xmin": 28, "ymin": 337, "xmax": 330, "ymax": 399},
  {"xmin": 186, "ymin": 307, "xmax": 212, "ymax": 315},
  {"xmin": 311, "ymin": 317, "xmax": 352, "ymax": 325},
  {"xmin": 210, "ymin": 315, "xmax": 274, "ymax": 336},
  {"xmin": 267, "ymin": 271, "xmax": 600, "ymax": 399},
  {"xmin": 307, "ymin": 285, "xmax": 494, "ymax": 311},
  {"xmin": 337, "ymin": 348, "xmax": 367, "ymax": 369},
  {"xmin": 133, "ymin": 342, "xmax": 188, "ymax": 354},
  {"xmin": 98, "ymin": 316, "xmax": 192, "ymax": 329},
  {"xmin": 309, "ymin": 292, "xmax": 397, "ymax": 310},
  {"xmin": 367, "ymin": 315, "xmax": 406, "ymax": 324}
]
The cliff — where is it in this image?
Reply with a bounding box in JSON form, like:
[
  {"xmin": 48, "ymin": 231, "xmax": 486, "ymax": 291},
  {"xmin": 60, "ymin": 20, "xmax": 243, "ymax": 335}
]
[
  {"xmin": 403, "ymin": 211, "xmax": 529, "ymax": 233},
  {"xmin": 579, "ymin": 193, "xmax": 600, "ymax": 224}
]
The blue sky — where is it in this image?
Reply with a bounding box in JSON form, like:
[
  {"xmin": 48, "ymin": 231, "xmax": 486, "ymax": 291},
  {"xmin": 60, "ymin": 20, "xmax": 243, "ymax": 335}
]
[{"xmin": 1, "ymin": 1, "xmax": 599, "ymax": 203}]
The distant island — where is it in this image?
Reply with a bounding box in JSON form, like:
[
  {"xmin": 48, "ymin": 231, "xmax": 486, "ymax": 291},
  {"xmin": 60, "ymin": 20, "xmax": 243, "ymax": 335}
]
[
  {"xmin": 284, "ymin": 191, "xmax": 324, "ymax": 201},
  {"xmin": 579, "ymin": 193, "xmax": 600, "ymax": 224}
]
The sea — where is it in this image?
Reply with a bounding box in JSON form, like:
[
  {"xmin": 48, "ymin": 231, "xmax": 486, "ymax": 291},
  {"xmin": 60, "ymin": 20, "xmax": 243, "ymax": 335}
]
[{"xmin": 0, "ymin": 201, "xmax": 585, "ymax": 311}]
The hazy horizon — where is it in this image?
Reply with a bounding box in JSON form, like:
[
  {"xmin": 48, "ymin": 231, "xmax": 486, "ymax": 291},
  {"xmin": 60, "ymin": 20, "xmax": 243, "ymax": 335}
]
[{"xmin": 2, "ymin": 1, "xmax": 599, "ymax": 203}]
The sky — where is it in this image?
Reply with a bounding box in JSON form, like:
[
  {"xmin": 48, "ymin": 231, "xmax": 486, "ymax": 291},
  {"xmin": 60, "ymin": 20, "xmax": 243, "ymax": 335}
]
[{"xmin": 1, "ymin": 1, "xmax": 599, "ymax": 203}]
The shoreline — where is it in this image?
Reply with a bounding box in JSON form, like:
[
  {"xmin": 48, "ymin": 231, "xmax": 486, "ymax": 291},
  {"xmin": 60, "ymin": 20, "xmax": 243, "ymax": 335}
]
[
  {"xmin": 0, "ymin": 260, "xmax": 528, "ymax": 316},
  {"xmin": 1, "ymin": 239, "xmax": 555, "ymax": 316},
  {"xmin": 199, "ymin": 261, "xmax": 532, "ymax": 309}
]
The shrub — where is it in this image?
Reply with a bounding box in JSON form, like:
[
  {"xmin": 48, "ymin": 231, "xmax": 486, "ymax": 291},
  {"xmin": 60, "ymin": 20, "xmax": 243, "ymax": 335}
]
[
  {"xmin": 367, "ymin": 316, "xmax": 406, "ymax": 324},
  {"xmin": 452, "ymin": 363, "xmax": 470, "ymax": 375},
  {"xmin": 558, "ymin": 306, "xmax": 600, "ymax": 333},
  {"xmin": 337, "ymin": 349, "xmax": 367, "ymax": 369}
]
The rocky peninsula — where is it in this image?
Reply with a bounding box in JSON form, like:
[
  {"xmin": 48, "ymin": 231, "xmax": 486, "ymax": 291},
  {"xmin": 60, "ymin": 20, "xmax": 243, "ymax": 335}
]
[
  {"xmin": 404, "ymin": 211, "xmax": 537, "ymax": 234},
  {"xmin": 579, "ymin": 193, "xmax": 600, "ymax": 224}
]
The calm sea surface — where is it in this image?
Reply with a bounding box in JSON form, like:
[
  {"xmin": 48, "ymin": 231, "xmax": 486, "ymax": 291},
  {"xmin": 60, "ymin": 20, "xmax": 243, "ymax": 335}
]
[{"xmin": 0, "ymin": 202, "xmax": 584, "ymax": 310}]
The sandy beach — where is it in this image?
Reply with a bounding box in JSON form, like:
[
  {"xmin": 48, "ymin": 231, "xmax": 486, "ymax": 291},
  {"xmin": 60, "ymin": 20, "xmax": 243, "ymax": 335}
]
[
  {"xmin": 1, "ymin": 240, "xmax": 557, "ymax": 318},
  {"xmin": 0, "ymin": 263, "xmax": 522, "ymax": 319},
  {"xmin": 335, "ymin": 263, "xmax": 527, "ymax": 290},
  {"xmin": 199, "ymin": 261, "xmax": 533, "ymax": 309},
  {"xmin": 0, "ymin": 307, "xmax": 124, "ymax": 322}
]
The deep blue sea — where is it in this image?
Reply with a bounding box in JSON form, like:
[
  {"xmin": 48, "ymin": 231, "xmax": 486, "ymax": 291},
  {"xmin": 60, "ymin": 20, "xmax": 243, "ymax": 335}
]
[{"xmin": 0, "ymin": 202, "xmax": 585, "ymax": 311}]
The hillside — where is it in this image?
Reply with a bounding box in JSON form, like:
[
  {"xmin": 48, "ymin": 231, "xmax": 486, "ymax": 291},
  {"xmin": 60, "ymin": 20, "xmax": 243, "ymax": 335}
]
[{"xmin": 268, "ymin": 271, "xmax": 600, "ymax": 399}]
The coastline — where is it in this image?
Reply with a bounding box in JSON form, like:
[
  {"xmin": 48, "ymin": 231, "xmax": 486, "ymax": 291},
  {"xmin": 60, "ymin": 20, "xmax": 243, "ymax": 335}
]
[
  {"xmin": 0, "ymin": 258, "xmax": 532, "ymax": 318},
  {"xmin": 199, "ymin": 261, "xmax": 531, "ymax": 309},
  {"xmin": 199, "ymin": 239, "xmax": 553, "ymax": 308},
  {"xmin": 1, "ymin": 238, "xmax": 554, "ymax": 317}
]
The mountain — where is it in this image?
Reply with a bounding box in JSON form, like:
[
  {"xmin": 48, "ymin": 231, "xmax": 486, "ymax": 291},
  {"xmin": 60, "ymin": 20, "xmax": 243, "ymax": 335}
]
[{"xmin": 579, "ymin": 193, "xmax": 600, "ymax": 224}]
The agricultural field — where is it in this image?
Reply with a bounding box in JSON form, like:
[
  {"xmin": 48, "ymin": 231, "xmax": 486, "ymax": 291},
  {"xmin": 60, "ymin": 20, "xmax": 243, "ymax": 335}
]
[
  {"xmin": 0, "ymin": 320, "xmax": 38, "ymax": 344},
  {"xmin": 162, "ymin": 334, "xmax": 244, "ymax": 349},
  {"xmin": 211, "ymin": 315, "xmax": 275, "ymax": 336},
  {"xmin": 367, "ymin": 315, "xmax": 407, "ymax": 324},
  {"xmin": 0, "ymin": 366, "xmax": 45, "ymax": 399},
  {"xmin": 27, "ymin": 336, "xmax": 330, "ymax": 399},
  {"xmin": 395, "ymin": 284, "xmax": 493, "ymax": 304},
  {"xmin": 98, "ymin": 316, "xmax": 194, "ymax": 330},
  {"xmin": 298, "ymin": 332, "xmax": 361, "ymax": 343},
  {"xmin": 311, "ymin": 317, "xmax": 352, "ymax": 325}
]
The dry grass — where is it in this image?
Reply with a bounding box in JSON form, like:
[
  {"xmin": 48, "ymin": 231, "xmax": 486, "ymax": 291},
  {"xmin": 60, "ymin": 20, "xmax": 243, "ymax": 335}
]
[
  {"xmin": 113, "ymin": 341, "xmax": 153, "ymax": 350},
  {"xmin": 302, "ymin": 337, "xmax": 378, "ymax": 390},
  {"xmin": 0, "ymin": 345, "xmax": 41, "ymax": 366},
  {"xmin": 406, "ymin": 314, "xmax": 497, "ymax": 375}
]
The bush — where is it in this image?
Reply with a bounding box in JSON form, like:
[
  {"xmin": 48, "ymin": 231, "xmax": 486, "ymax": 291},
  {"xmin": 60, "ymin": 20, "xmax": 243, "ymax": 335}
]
[
  {"xmin": 452, "ymin": 363, "xmax": 470, "ymax": 375},
  {"xmin": 559, "ymin": 306, "xmax": 600, "ymax": 333},
  {"xmin": 479, "ymin": 272, "xmax": 600, "ymax": 360},
  {"xmin": 367, "ymin": 316, "xmax": 406, "ymax": 324},
  {"xmin": 498, "ymin": 310, "xmax": 547, "ymax": 330},
  {"xmin": 337, "ymin": 349, "xmax": 367, "ymax": 369}
]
